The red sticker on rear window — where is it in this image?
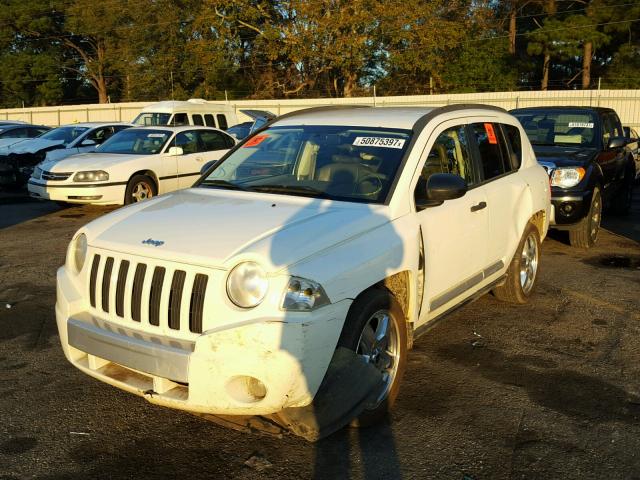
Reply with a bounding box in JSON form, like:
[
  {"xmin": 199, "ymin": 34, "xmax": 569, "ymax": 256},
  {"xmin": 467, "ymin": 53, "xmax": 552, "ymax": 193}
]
[
  {"xmin": 243, "ymin": 134, "xmax": 269, "ymax": 147},
  {"xmin": 484, "ymin": 123, "xmax": 497, "ymax": 144}
]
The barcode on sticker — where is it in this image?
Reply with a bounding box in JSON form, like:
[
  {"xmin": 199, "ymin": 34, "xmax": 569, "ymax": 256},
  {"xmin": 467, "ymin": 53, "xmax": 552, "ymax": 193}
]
[
  {"xmin": 568, "ymin": 122, "xmax": 594, "ymax": 128},
  {"xmin": 353, "ymin": 137, "xmax": 406, "ymax": 149},
  {"xmin": 148, "ymin": 133, "xmax": 166, "ymax": 138}
]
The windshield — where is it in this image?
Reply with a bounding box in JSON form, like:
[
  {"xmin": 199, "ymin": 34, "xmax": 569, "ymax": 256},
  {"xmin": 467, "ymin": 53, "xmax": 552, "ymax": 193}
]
[
  {"xmin": 513, "ymin": 110, "xmax": 598, "ymax": 147},
  {"xmin": 199, "ymin": 125, "xmax": 412, "ymax": 203},
  {"xmin": 97, "ymin": 129, "xmax": 171, "ymax": 155},
  {"xmin": 133, "ymin": 112, "xmax": 171, "ymax": 126},
  {"xmin": 40, "ymin": 126, "xmax": 89, "ymax": 146}
]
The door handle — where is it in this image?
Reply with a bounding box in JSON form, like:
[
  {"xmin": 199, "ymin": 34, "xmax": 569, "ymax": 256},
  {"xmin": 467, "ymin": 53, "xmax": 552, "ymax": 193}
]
[{"xmin": 470, "ymin": 201, "xmax": 487, "ymax": 212}]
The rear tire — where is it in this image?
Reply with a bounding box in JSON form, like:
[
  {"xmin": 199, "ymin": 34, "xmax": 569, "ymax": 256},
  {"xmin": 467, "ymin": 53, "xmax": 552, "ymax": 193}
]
[
  {"xmin": 124, "ymin": 174, "xmax": 156, "ymax": 205},
  {"xmin": 569, "ymin": 186, "xmax": 601, "ymax": 248},
  {"xmin": 337, "ymin": 288, "xmax": 407, "ymax": 427},
  {"xmin": 493, "ymin": 223, "xmax": 540, "ymax": 304}
]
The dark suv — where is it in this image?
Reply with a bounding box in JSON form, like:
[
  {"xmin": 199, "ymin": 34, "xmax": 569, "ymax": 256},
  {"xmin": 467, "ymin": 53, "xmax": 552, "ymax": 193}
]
[{"xmin": 511, "ymin": 106, "xmax": 635, "ymax": 248}]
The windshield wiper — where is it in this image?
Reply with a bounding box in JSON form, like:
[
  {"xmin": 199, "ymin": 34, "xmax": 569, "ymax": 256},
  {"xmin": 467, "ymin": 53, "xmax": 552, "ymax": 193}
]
[
  {"xmin": 251, "ymin": 184, "xmax": 335, "ymax": 199},
  {"xmin": 200, "ymin": 179, "xmax": 252, "ymax": 191}
]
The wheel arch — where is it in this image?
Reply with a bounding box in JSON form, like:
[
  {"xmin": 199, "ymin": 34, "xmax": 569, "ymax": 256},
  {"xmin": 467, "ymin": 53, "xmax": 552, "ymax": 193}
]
[{"xmin": 128, "ymin": 170, "xmax": 159, "ymax": 192}]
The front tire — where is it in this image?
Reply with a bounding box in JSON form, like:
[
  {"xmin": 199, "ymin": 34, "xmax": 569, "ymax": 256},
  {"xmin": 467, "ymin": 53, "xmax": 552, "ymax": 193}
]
[
  {"xmin": 337, "ymin": 288, "xmax": 407, "ymax": 427},
  {"xmin": 569, "ymin": 186, "xmax": 602, "ymax": 248},
  {"xmin": 124, "ymin": 174, "xmax": 156, "ymax": 205},
  {"xmin": 493, "ymin": 223, "xmax": 541, "ymax": 304}
]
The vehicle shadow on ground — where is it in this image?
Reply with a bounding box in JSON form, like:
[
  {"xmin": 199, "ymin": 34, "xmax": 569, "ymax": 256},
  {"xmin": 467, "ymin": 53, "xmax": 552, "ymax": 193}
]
[
  {"xmin": 601, "ymin": 187, "xmax": 640, "ymax": 244},
  {"xmin": 0, "ymin": 189, "xmax": 63, "ymax": 229}
]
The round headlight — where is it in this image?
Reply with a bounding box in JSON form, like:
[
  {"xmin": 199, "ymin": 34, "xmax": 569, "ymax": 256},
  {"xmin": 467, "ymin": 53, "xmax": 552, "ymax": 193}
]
[
  {"xmin": 72, "ymin": 233, "xmax": 87, "ymax": 273},
  {"xmin": 226, "ymin": 262, "xmax": 268, "ymax": 308}
]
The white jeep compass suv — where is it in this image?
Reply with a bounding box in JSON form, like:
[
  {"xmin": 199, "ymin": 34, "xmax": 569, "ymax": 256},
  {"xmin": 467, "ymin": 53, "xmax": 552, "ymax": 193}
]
[{"xmin": 55, "ymin": 105, "xmax": 551, "ymax": 440}]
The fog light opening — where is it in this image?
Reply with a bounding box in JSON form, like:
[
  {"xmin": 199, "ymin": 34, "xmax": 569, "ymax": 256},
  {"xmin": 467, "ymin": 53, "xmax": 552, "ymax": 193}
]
[
  {"xmin": 225, "ymin": 375, "xmax": 267, "ymax": 403},
  {"xmin": 559, "ymin": 202, "xmax": 574, "ymax": 216}
]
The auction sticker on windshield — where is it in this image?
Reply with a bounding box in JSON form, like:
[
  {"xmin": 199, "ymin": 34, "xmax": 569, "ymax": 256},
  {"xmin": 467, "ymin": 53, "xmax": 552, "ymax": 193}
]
[
  {"xmin": 244, "ymin": 134, "xmax": 269, "ymax": 147},
  {"xmin": 568, "ymin": 122, "xmax": 594, "ymax": 128},
  {"xmin": 352, "ymin": 137, "xmax": 406, "ymax": 149}
]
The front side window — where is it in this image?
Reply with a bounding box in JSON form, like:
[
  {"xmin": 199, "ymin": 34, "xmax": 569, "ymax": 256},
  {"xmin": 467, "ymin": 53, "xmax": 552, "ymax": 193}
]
[
  {"xmin": 200, "ymin": 125, "xmax": 412, "ymax": 204},
  {"xmin": 40, "ymin": 126, "xmax": 90, "ymax": 146},
  {"xmin": 171, "ymin": 131, "xmax": 199, "ymax": 154},
  {"xmin": 133, "ymin": 113, "xmax": 171, "ymax": 126},
  {"xmin": 97, "ymin": 129, "xmax": 170, "ymax": 155},
  {"xmin": 86, "ymin": 127, "xmax": 114, "ymax": 144},
  {"xmin": 471, "ymin": 123, "xmax": 510, "ymax": 181},
  {"xmin": 418, "ymin": 125, "xmax": 476, "ymax": 190}
]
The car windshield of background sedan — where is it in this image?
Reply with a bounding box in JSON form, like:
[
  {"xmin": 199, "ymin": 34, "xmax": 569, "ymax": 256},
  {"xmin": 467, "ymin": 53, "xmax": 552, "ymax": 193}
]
[
  {"xmin": 199, "ymin": 125, "xmax": 412, "ymax": 203},
  {"xmin": 512, "ymin": 110, "xmax": 598, "ymax": 147},
  {"xmin": 133, "ymin": 113, "xmax": 171, "ymax": 126},
  {"xmin": 97, "ymin": 129, "xmax": 171, "ymax": 155},
  {"xmin": 40, "ymin": 126, "xmax": 89, "ymax": 146}
]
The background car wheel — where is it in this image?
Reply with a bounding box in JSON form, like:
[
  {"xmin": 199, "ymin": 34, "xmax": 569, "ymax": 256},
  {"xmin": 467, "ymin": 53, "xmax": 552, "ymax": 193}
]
[
  {"xmin": 124, "ymin": 174, "xmax": 156, "ymax": 205},
  {"xmin": 337, "ymin": 288, "xmax": 407, "ymax": 427},
  {"xmin": 493, "ymin": 222, "xmax": 541, "ymax": 304},
  {"xmin": 569, "ymin": 186, "xmax": 601, "ymax": 248}
]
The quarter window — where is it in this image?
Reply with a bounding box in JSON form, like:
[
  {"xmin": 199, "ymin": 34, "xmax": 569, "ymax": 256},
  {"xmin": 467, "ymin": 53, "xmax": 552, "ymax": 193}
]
[
  {"xmin": 501, "ymin": 124, "xmax": 521, "ymax": 170},
  {"xmin": 471, "ymin": 122, "xmax": 509, "ymax": 181}
]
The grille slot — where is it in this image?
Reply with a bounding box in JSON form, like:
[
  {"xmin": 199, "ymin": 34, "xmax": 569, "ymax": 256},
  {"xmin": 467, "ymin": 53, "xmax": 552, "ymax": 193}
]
[
  {"xmin": 131, "ymin": 264, "xmax": 147, "ymax": 322},
  {"xmin": 89, "ymin": 254, "xmax": 101, "ymax": 308},
  {"xmin": 101, "ymin": 257, "xmax": 114, "ymax": 313},
  {"xmin": 149, "ymin": 267, "xmax": 166, "ymax": 326},
  {"xmin": 42, "ymin": 171, "xmax": 72, "ymax": 181},
  {"xmin": 115, "ymin": 260, "xmax": 130, "ymax": 318},
  {"xmin": 189, "ymin": 274, "xmax": 208, "ymax": 334},
  {"xmin": 168, "ymin": 270, "xmax": 186, "ymax": 330}
]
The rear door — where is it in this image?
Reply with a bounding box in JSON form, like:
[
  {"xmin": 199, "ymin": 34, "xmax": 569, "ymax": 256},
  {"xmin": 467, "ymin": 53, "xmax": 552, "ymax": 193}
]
[
  {"xmin": 469, "ymin": 121, "xmax": 528, "ymax": 271},
  {"xmin": 415, "ymin": 120, "xmax": 490, "ymax": 320}
]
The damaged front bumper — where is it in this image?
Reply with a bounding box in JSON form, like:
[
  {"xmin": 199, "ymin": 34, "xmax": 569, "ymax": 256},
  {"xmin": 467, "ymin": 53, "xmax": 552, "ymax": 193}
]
[{"xmin": 56, "ymin": 266, "xmax": 353, "ymax": 417}]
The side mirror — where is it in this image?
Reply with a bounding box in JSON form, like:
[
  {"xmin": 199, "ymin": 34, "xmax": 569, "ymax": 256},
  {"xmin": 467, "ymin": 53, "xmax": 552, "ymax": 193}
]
[
  {"xmin": 167, "ymin": 146, "xmax": 184, "ymax": 156},
  {"xmin": 81, "ymin": 139, "xmax": 96, "ymax": 147},
  {"xmin": 416, "ymin": 173, "xmax": 467, "ymax": 210},
  {"xmin": 607, "ymin": 137, "xmax": 626, "ymax": 149}
]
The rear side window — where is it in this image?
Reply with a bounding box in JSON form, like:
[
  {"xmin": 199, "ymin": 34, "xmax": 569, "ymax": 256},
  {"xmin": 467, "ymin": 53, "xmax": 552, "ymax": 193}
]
[
  {"xmin": 172, "ymin": 113, "xmax": 189, "ymax": 126},
  {"xmin": 204, "ymin": 114, "xmax": 215, "ymax": 127},
  {"xmin": 217, "ymin": 114, "xmax": 228, "ymax": 130},
  {"xmin": 471, "ymin": 123, "xmax": 511, "ymax": 181},
  {"xmin": 198, "ymin": 131, "xmax": 228, "ymax": 151},
  {"xmin": 502, "ymin": 124, "xmax": 522, "ymax": 169},
  {"xmin": 192, "ymin": 114, "xmax": 204, "ymax": 126}
]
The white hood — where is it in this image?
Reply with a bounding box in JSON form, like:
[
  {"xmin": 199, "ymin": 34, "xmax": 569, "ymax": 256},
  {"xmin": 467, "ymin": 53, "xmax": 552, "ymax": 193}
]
[
  {"xmin": 2, "ymin": 138, "xmax": 65, "ymax": 155},
  {"xmin": 41, "ymin": 152, "xmax": 145, "ymax": 172},
  {"xmin": 0, "ymin": 138, "xmax": 30, "ymax": 151},
  {"xmin": 84, "ymin": 188, "xmax": 392, "ymax": 271}
]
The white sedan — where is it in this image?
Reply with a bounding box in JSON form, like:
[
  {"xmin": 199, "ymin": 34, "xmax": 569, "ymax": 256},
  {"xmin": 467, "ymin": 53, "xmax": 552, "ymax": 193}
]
[{"xmin": 27, "ymin": 126, "xmax": 236, "ymax": 205}]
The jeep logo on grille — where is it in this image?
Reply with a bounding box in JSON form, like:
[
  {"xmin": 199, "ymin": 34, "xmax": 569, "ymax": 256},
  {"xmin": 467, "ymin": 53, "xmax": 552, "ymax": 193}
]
[{"xmin": 141, "ymin": 238, "xmax": 165, "ymax": 247}]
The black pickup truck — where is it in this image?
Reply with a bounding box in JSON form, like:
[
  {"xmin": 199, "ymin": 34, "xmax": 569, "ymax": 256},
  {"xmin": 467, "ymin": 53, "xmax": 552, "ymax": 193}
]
[{"xmin": 511, "ymin": 106, "xmax": 635, "ymax": 248}]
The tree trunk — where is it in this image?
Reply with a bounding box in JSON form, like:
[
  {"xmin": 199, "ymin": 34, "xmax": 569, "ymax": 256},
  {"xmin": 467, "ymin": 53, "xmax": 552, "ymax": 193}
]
[
  {"xmin": 343, "ymin": 72, "xmax": 358, "ymax": 97},
  {"xmin": 509, "ymin": 5, "xmax": 517, "ymax": 55},
  {"xmin": 542, "ymin": 50, "xmax": 550, "ymax": 90},
  {"xmin": 582, "ymin": 41, "xmax": 592, "ymax": 89},
  {"xmin": 96, "ymin": 76, "xmax": 108, "ymax": 103}
]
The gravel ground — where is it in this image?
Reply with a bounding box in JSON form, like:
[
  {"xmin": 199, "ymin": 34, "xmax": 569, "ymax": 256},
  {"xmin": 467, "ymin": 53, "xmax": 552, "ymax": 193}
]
[{"xmin": 1, "ymin": 190, "xmax": 639, "ymax": 480}]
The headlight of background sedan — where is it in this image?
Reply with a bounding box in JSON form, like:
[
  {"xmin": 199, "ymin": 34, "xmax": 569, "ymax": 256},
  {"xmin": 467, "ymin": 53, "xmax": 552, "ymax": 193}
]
[
  {"xmin": 69, "ymin": 233, "xmax": 87, "ymax": 274},
  {"xmin": 550, "ymin": 167, "xmax": 585, "ymax": 188},
  {"xmin": 32, "ymin": 166, "xmax": 42, "ymax": 180},
  {"xmin": 282, "ymin": 276, "xmax": 330, "ymax": 311},
  {"xmin": 226, "ymin": 262, "xmax": 269, "ymax": 308},
  {"xmin": 73, "ymin": 170, "xmax": 109, "ymax": 182}
]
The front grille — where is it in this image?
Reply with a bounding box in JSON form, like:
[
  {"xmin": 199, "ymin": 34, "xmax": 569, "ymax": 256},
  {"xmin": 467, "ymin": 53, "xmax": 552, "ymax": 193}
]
[
  {"xmin": 42, "ymin": 171, "xmax": 72, "ymax": 181},
  {"xmin": 88, "ymin": 253, "xmax": 210, "ymax": 335}
]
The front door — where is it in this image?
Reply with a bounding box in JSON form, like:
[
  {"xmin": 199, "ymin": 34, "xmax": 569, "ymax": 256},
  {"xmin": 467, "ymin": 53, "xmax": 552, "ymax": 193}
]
[{"xmin": 414, "ymin": 121, "xmax": 490, "ymax": 321}]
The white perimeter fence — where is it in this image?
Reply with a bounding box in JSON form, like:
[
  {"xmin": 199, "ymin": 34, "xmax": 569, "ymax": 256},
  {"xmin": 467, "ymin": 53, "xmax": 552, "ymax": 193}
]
[{"xmin": 0, "ymin": 89, "xmax": 638, "ymax": 128}]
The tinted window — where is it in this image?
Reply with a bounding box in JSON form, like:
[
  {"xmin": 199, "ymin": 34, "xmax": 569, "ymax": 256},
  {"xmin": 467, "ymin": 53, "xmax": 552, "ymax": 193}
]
[
  {"xmin": 204, "ymin": 114, "xmax": 215, "ymax": 127},
  {"xmin": 217, "ymin": 114, "xmax": 228, "ymax": 130},
  {"xmin": 502, "ymin": 124, "xmax": 521, "ymax": 169},
  {"xmin": 418, "ymin": 125, "xmax": 477, "ymax": 188},
  {"xmin": 172, "ymin": 113, "xmax": 189, "ymax": 126},
  {"xmin": 198, "ymin": 131, "xmax": 229, "ymax": 151},
  {"xmin": 173, "ymin": 131, "xmax": 199, "ymax": 154},
  {"xmin": 6, "ymin": 128, "xmax": 29, "ymax": 138},
  {"xmin": 471, "ymin": 123, "xmax": 509, "ymax": 181},
  {"xmin": 192, "ymin": 114, "xmax": 204, "ymax": 126}
]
